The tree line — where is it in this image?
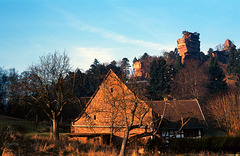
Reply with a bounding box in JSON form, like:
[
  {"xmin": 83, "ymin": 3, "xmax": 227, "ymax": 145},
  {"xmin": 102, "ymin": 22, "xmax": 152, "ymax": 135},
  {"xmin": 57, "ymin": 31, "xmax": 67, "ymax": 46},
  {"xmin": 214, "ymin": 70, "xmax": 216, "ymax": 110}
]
[{"xmin": 1, "ymin": 46, "xmax": 240, "ymax": 140}]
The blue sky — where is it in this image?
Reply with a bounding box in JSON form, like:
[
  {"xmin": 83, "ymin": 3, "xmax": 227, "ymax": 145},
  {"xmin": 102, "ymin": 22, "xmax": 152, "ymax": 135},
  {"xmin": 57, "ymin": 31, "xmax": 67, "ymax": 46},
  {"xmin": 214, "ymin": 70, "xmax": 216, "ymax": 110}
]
[{"xmin": 1, "ymin": 0, "xmax": 240, "ymax": 73}]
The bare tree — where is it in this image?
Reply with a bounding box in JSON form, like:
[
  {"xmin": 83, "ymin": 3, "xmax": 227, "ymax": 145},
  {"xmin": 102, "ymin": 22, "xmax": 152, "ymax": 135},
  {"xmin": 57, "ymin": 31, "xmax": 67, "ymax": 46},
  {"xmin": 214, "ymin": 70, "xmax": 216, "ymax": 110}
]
[
  {"xmin": 215, "ymin": 44, "xmax": 224, "ymax": 51},
  {"xmin": 127, "ymin": 99, "xmax": 196, "ymax": 155},
  {"xmin": 207, "ymin": 90, "xmax": 240, "ymax": 135},
  {"xmin": 104, "ymin": 77, "xmax": 150, "ymax": 156},
  {"xmin": 171, "ymin": 60, "xmax": 209, "ymax": 100},
  {"xmin": 100, "ymin": 74, "xmax": 193, "ymax": 155},
  {"xmin": 92, "ymin": 71, "xmax": 151, "ymax": 156},
  {"xmin": 77, "ymin": 70, "xmax": 195, "ymax": 155},
  {"xmin": 25, "ymin": 51, "xmax": 72, "ymax": 141}
]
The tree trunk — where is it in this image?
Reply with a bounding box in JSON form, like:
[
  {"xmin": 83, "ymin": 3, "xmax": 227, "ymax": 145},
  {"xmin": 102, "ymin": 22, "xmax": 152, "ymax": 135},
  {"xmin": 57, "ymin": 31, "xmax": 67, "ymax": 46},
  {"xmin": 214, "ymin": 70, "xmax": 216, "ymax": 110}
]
[
  {"xmin": 52, "ymin": 113, "xmax": 59, "ymax": 141},
  {"xmin": 110, "ymin": 129, "xmax": 113, "ymax": 146},
  {"xmin": 119, "ymin": 127, "xmax": 130, "ymax": 156},
  {"xmin": 35, "ymin": 114, "xmax": 38, "ymax": 131}
]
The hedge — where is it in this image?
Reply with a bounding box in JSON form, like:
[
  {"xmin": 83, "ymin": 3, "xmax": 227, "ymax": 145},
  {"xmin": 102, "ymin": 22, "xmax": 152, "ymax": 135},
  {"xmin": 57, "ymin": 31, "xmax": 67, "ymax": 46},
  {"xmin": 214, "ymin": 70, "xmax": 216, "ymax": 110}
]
[{"xmin": 169, "ymin": 136, "xmax": 240, "ymax": 153}]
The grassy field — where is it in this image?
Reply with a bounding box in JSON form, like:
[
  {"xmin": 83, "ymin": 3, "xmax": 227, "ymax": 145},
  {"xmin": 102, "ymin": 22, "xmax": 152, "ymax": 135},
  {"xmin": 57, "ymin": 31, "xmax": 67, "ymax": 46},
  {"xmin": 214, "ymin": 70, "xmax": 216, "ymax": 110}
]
[
  {"xmin": 1, "ymin": 115, "xmax": 237, "ymax": 156},
  {"xmin": 0, "ymin": 115, "xmax": 119, "ymax": 156},
  {"xmin": 0, "ymin": 114, "xmax": 50, "ymax": 134}
]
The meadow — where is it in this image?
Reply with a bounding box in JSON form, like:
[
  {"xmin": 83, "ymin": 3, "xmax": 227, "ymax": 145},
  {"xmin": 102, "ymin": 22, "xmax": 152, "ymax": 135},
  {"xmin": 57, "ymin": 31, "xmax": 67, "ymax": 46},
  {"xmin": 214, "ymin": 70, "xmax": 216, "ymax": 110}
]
[{"xmin": 1, "ymin": 114, "xmax": 239, "ymax": 156}]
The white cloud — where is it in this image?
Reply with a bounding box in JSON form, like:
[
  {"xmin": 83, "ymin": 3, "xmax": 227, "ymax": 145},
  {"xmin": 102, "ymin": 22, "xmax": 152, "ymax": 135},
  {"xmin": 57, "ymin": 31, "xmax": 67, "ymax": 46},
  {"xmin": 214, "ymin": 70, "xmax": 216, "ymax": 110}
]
[
  {"xmin": 70, "ymin": 47, "xmax": 115, "ymax": 71},
  {"xmin": 100, "ymin": 30, "xmax": 167, "ymax": 51},
  {"xmin": 49, "ymin": 4, "xmax": 175, "ymax": 71},
  {"xmin": 50, "ymin": 5, "xmax": 171, "ymax": 51}
]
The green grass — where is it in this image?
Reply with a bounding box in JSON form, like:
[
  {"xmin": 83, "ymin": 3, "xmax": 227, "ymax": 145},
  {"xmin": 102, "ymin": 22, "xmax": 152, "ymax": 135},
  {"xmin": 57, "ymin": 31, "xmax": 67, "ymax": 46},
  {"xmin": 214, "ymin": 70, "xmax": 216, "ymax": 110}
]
[{"xmin": 0, "ymin": 115, "xmax": 50, "ymax": 134}]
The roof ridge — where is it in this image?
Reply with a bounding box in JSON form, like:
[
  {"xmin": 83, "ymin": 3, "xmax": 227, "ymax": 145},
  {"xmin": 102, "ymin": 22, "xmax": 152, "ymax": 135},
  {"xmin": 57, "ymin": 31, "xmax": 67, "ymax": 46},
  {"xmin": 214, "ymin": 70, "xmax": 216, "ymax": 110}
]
[{"xmin": 72, "ymin": 69, "xmax": 123, "ymax": 123}]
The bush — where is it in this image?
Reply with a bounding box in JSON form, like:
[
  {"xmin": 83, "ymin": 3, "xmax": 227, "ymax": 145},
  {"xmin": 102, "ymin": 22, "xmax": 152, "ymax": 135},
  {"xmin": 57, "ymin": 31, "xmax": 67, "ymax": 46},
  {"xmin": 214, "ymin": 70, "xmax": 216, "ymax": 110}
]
[{"xmin": 169, "ymin": 136, "xmax": 240, "ymax": 154}]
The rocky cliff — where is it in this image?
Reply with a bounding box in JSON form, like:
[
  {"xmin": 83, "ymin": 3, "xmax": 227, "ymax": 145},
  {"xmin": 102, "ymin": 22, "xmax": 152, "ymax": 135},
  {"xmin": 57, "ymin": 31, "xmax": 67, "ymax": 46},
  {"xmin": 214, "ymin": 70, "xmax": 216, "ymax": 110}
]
[
  {"xmin": 223, "ymin": 39, "xmax": 236, "ymax": 52},
  {"xmin": 177, "ymin": 31, "xmax": 201, "ymax": 63}
]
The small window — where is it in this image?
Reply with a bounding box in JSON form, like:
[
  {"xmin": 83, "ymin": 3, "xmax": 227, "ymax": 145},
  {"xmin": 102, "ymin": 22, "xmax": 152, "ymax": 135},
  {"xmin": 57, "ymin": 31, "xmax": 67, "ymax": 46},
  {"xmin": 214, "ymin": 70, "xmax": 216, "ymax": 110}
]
[
  {"xmin": 94, "ymin": 115, "xmax": 96, "ymax": 120},
  {"xmin": 110, "ymin": 88, "xmax": 113, "ymax": 92}
]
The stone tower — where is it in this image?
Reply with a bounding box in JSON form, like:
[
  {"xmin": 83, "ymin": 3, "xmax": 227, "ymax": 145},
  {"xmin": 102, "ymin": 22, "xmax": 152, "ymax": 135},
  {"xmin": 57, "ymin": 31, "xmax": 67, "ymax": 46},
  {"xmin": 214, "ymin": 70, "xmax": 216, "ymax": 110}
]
[{"xmin": 177, "ymin": 31, "xmax": 200, "ymax": 63}]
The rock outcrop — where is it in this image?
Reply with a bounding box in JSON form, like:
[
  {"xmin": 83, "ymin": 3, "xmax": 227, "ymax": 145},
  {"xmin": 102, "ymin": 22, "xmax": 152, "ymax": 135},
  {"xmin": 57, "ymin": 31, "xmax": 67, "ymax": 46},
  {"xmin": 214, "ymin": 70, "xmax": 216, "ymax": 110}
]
[
  {"xmin": 177, "ymin": 31, "xmax": 201, "ymax": 63},
  {"xmin": 223, "ymin": 39, "xmax": 236, "ymax": 52},
  {"xmin": 212, "ymin": 39, "xmax": 236, "ymax": 64},
  {"xmin": 133, "ymin": 61, "xmax": 143, "ymax": 77},
  {"xmin": 133, "ymin": 53, "xmax": 154, "ymax": 79}
]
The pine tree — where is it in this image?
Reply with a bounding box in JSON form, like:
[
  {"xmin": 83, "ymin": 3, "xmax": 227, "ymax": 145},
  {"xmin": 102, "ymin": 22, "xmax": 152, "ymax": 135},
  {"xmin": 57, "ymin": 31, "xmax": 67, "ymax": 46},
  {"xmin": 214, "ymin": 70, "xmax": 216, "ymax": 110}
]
[
  {"xmin": 147, "ymin": 57, "xmax": 171, "ymax": 100},
  {"xmin": 208, "ymin": 57, "xmax": 227, "ymax": 94},
  {"xmin": 132, "ymin": 57, "xmax": 138, "ymax": 64},
  {"xmin": 121, "ymin": 58, "xmax": 130, "ymax": 77},
  {"xmin": 227, "ymin": 47, "xmax": 240, "ymax": 75},
  {"xmin": 172, "ymin": 55, "xmax": 183, "ymax": 75}
]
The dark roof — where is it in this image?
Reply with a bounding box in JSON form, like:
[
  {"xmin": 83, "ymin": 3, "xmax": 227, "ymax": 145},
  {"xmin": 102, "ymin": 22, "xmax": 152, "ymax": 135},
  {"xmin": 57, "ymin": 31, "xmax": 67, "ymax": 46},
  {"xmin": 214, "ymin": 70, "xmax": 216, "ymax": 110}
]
[{"xmin": 148, "ymin": 99, "xmax": 207, "ymax": 129}]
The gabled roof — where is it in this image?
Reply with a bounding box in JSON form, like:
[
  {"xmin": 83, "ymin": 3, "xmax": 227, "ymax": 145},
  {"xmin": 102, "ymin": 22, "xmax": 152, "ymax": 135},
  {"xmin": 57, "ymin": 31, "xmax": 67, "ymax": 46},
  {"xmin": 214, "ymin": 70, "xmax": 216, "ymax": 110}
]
[
  {"xmin": 149, "ymin": 99, "xmax": 207, "ymax": 129},
  {"xmin": 73, "ymin": 69, "xmax": 124, "ymax": 122}
]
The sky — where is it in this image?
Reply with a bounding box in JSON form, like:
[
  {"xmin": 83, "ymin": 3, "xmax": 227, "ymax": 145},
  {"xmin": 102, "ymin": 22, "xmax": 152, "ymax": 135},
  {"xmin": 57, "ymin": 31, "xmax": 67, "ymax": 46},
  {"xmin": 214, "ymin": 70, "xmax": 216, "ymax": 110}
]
[{"xmin": 1, "ymin": 0, "xmax": 240, "ymax": 73}]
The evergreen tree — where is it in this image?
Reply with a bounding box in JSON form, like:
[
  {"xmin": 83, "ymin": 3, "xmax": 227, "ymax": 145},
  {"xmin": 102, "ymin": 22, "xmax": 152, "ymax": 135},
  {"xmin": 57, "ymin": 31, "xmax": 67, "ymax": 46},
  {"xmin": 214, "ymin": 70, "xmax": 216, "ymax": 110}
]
[
  {"xmin": 106, "ymin": 61, "xmax": 122, "ymax": 78},
  {"xmin": 172, "ymin": 55, "xmax": 183, "ymax": 75},
  {"xmin": 141, "ymin": 52, "xmax": 150, "ymax": 60},
  {"xmin": 132, "ymin": 57, "xmax": 138, "ymax": 64},
  {"xmin": 208, "ymin": 57, "xmax": 227, "ymax": 94},
  {"xmin": 0, "ymin": 68, "xmax": 7, "ymax": 114},
  {"xmin": 86, "ymin": 59, "xmax": 123, "ymax": 95},
  {"xmin": 147, "ymin": 57, "xmax": 171, "ymax": 100},
  {"xmin": 121, "ymin": 57, "xmax": 130, "ymax": 76},
  {"xmin": 86, "ymin": 59, "xmax": 107, "ymax": 94},
  {"xmin": 207, "ymin": 48, "xmax": 214, "ymax": 57},
  {"xmin": 227, "ymin": 47, "xmax": 240, "ymax": 75}
]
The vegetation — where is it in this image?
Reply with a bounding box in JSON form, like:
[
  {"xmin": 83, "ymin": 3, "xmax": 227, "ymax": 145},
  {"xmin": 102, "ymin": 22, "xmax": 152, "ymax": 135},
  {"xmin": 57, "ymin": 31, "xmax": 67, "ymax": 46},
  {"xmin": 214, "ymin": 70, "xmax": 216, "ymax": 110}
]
[
  {"xmin": 169, "ymin": 136, "xmax": 240, "ymax": 154},
  {"xmin": 1, "ymin": 43, "xmax": 240, "ymax": 155},
  {"xmin": 171, "ymin": 60, "xmax": 209, "ymax": 100},
  {"xmin": 1, "ymin": 122, "xmax": 240, "ymax": 155},
  {"xmin": 227, "ymin": 47, "xmax": 240, "ymax": 75},
  {"xmin": 208, "ymin": 56, "xmax": 227, "ymax": 94},
  {"xmin": 24, "ymin": 52, "xmax": 73, "ymax": 141},
  {"xmin": 147, "ymin": 57, "xmax": 171, "ymax": 100},
  {"xmin": 0, "ymin": 130, "xmax": 118, "ymax": 156},
  {"xmin": 207, "ymin": 90, "xmax": 240, "ymax": 135}
]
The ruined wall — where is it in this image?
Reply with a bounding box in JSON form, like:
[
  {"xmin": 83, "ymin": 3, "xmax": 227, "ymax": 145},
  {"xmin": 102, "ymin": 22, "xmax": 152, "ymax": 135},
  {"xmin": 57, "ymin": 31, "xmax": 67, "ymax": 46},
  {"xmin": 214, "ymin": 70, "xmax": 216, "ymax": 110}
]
[{"xmin": 177, "ymin": 31, "xmax": 201, "ymax": 63}]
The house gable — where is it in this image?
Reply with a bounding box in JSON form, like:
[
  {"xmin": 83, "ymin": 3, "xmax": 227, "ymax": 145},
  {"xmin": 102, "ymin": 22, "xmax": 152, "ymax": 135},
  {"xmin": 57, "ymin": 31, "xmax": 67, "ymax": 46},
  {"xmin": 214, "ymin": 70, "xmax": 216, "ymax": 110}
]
[{"xmin": 71, "ymin": 69, "xmax": 152, "ymax": 138}]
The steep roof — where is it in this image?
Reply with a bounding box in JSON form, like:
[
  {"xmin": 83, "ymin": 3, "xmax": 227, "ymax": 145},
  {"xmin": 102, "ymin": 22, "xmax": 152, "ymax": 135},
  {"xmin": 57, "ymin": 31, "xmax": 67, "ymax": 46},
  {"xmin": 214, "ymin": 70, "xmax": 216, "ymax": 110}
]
[
  {"xmin": 149, "ymin": 99, "xmax": 207, "ymax": 129},
  {"xmin": 73, "ymin": 69, "xmax": 120, "ymax": 122},
  {"xmin": 73, "ymin": 70, "xmax": 207, "ymax": 130}
]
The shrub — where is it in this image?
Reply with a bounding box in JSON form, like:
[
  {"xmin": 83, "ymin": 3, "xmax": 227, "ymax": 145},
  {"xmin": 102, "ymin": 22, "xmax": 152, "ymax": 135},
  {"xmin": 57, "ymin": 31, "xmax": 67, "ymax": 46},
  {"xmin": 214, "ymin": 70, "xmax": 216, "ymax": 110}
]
[{"xmin": 169, "ymin": 136, "xmax": 240, "ymax": 153}]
